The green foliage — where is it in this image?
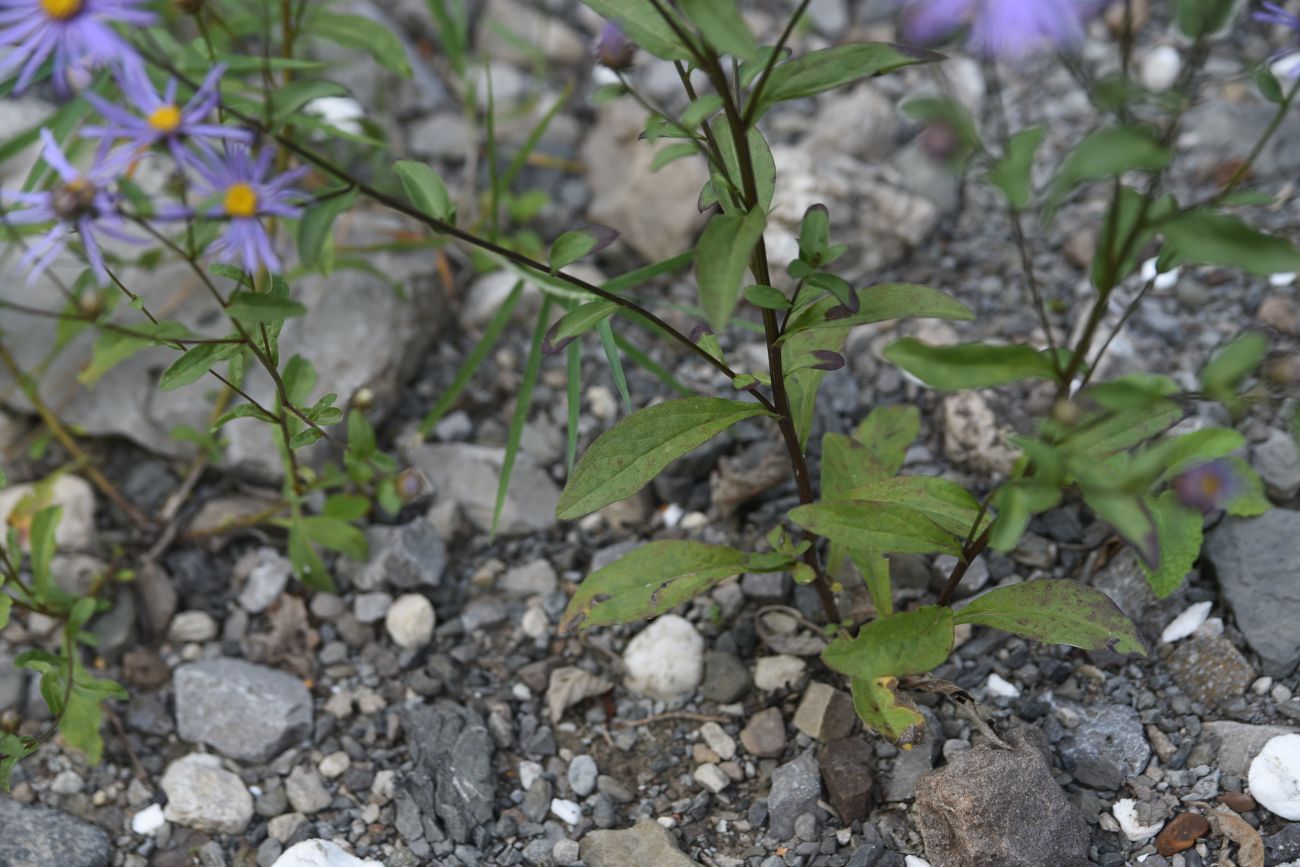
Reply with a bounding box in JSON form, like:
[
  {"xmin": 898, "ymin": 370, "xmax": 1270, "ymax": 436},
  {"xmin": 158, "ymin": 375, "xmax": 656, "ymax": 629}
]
[
  {"xmin": 1174, "ymin": 0, "xmax": 1238, "ymax": 37},
  {"xmin": 680, "ymin": 0, "xmax": 759, "ymax": 61},
  {"xmin": 1045, "ymin": 125, "xmax": 1171, "ymax": 220},
  {"xmin": 561, "ymin": 541, "xmax": 791, "ymax": 630},
  {"xmin": 394, "ymin": 159, "xmax": 456, "ymax": 223},
  {"xmin": 954, "ymin": 580, "xmax": 1146, "ymax": 655},
  {"xmin": 1162, "ymin": 211, "xmax": 1300, "ymax": 276},
  {"xmin": 781, "ymin": 284, "xmax": 973, "ymax": 339},
  {"xmin": 310, "ymin": 12, "xmax": 413, "ymax": 77},
  {"xmin": 749, "ymin": 43, "xmax": 942, "ymax": 118},
  {"xmin": 884, "ymin": 339, "xmax": 1065, "ymax": 389},
  {"xmin": 1140, "ymin": 492, "xmax": 1203, "ymax": 598},
  {"xmin": 695, "ymin": 209, "xmax": 767, "ymax": 331},
  {"xmin": 988, "ymin": 126, "xmax": 1046, "ymax": 209},
  {"xmin": 579, "ymin": 0, "xmax": 692, "ymax": 60},
  {"xmin": 556, "ymin": 397, "xmax": 774, "ymax": 520}
]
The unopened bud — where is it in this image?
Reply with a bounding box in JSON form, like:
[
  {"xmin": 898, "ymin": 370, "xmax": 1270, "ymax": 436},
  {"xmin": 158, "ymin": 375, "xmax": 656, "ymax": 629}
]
[
  {"xmin": 595, "ymin": 22, "xmax": 635, "ymax": 71},
  {"xmin": 396, "ymin": 467, "xmax": 426, "ymax": 503},
  {"xmin": 351, "ymin": 386, "xmax": 375, "ymax": 411}
]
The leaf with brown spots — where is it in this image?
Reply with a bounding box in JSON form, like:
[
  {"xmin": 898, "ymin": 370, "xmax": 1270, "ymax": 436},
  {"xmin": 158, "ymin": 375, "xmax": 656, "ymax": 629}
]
[{"xmin": 953, "ymin": 579, "xmax": 1147, "ymax": 656}]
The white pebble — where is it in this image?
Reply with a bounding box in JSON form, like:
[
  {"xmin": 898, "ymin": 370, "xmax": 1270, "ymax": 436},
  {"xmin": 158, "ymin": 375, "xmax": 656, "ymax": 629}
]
[
  {"xmin": 1160, "ymin": 601, "xmax": 1213, "ymax": 644},
  {"xmin": 1274, "ymin": 683, "xmax": 1294, "ymax": 703},
  {"xmin": 1112, "ymin": 798, "xmax": 1165, "ymax": 841},
  {"xmin": 1140, "ymin": 45, "xmax": 1181, "ymax": 92},
  {"xmin": 904, "ymin": 857, "xmax": 932, "ymax": 867},
  {"xmin": 622, "ymin": 615, "xmax": 704, "ymax": 700},
  {"xmin": 694, "ymin": 763, "xmax": 731, "ymax": 794},
  {"xmin": 518, "ymin": 760, "xmax": 543, "ymax": 792},
  {"xmin": 1253, "ymin": 677, "xmax": 1275, "ymax": 696},
  {"xmin": 271, "ymin": 839, "xmax": 384, "ymax": 867},
  {"xmin": 550, "ymin": 798, "xmax": 582, "ymax": 825},
  {"xmin": 318, "ymin": 752, "xmax": 350, "ymax": 779},
  {"xmin": 304, "ymin": 97, "xmax": 366, "ymax": 136},
  {"xmin": 699, "ymin": 722, "xmax": 736, "ymax": 760},
  {"xmin": 985, "ymin": 673, "xmax": 1020, "ymax": 699},
  {"xmin": 1140, "ymin": 257, "xmax": 1181, "ymax": 290},
  {"xmin": 1249, "ymin": 733, "xmax": 1300, "ymax": 820},
  {"xmin": 1270, "ymin": 271, "xmax": 1297, "ymax": 288},
  {"xmin": 753, "ymin": 655, "xmax": 807, "ymax": 691},
  {"xmin": 168, "ymin": 610, "xmax": 218, "ymax": 643},
  {"xmin": 131, "ymin": 803, "xmax": 166, "ymax": 836},
  {"xmin": 661, "ymin": 503, "xmax": 684, "ymax": 528},
  {"xmin": 1194, "ymin": 616, "xmax": 1224, "ymax": 639},
  {"xmin": 384, "ymin": 594, "xmax": 435, "ymax": 650}
]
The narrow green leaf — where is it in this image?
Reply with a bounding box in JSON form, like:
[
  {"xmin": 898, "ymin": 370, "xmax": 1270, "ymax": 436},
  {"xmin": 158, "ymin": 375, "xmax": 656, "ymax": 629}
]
[
  {"xmin": 566, "ymin": 337, "xmax": 581, "ymax": 473},
  {"xmin": 288, "ymin": 519, "xmax": 333, "ymax": 591},
  {"xmin": 311, "ymin": 11, "xmax": 413, "ymax": 76},
  {"xmin": 556, "ymin": 396, "xmax": 774, "ymax": 519},
  {"xmin": 745, "ymin": 284, "xmax": 791, "ymax": 310},
  {"xmin": 613, "ymin": 333, "xmax": 693, "ymax": 396},
  {"xmin": 1174, "ymin": 0, "xmax": 1237, "ymax": 37},
  {"xmin": 420, "ymin": 281, "xmax": 524, "ymax": 434},
  {"xmin": 394, "ymin": 159, "xmax": 455, "ymax": 222},
  {"xmin": 851, "ymin": 551, "xmax": 893, "ymax": 616},
  {"xmin": 299, "ymin": 187, "xmax": 358, "ymax": 267},
  {"xmin": 270, "ymin": 79, "xmax": 347, "ymax": 125},
  {"xmin": 159, "ymin": 341, "xmax": 240, "ymax": 391},
  {"xmin": 781, "ymin": 284, "xmax": 973, "ymax": 339},
  {"xmin": 1163, "ymin": 211, "xmax": 1300, "ymax": 276},
  {"xmin": 954, "ymin": 579, "xmax": 1147, "ymax": 655},
  {"xmin": 544, "ymin": 300, "xmax": 618, "ymax": 353},
  {"xmin": 680, "ymin": 0, "xmax": 759, "ymax": 60},
  {"xmin": 696, "ymin": 208, "xmax": 766, "ymax": 331},
  {"xmin": 227, "ymin": 292, "xmax": 307, "ymax": 324},
  {"xmin": 751, "ymin": 43, "xmax": 942, "ymax": 118},
  {"xmin": 561, "ymin": 540, "xmax": 789, "ymax": 630},
  {"xmin": 988, "ymin": 126, "xmax": 1046, "ymax": 210},
  {"xmin": 493, "ymin": 297, "xmax": 552, "ymax": 536},
  {"xmin": 680, "ymin": 94, "xmax": 724, "ymax": 129},
  {"xmin": 884, "ymin": 339, "xmax": 1063, "ymax": 389},
  {"xmin": 651, "ymin": 141, "xmax": 700, "ymax": 172},
  {"xmin": 78, "ymin": 322, "xmax": 189, "ymax": 386},
  {"xmin": 710, "ymin": 124, "xmax": 776, "ymax": 212},
  {"xmin": 1046, "ymin": 125, "xmax": 1171, "ymax": 221},
  {"xmin": 1200, "ymin": 331, "xmax": 1269, "ymax": 397},
  {"xmin": 597, "ymin": 318, "xmax": 631, "ymax": 411}
]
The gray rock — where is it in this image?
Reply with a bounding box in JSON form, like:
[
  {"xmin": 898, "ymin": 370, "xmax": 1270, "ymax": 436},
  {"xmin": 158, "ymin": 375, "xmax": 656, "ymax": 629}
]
[
  {"xmin": 914, "ymin": 728, "xmax": 1091, "ymax": 867},
  {"xmin": 408, "ymin": 112, "xmax": 473, "ymax": 162},
  {"xmin": 401, "ymin": 443, "xmax": 559, "ymax": 537},
  {"xmin": 501, "ymin": 559, "xmax": 558, "ymax": 598},
  {"xmin": 701, "ymin": 650, "xmax": 752, "ymax": 703},
  {"xmin": 1265, "ymin": 822, "xmax": 1300, "ymax": 864},
  {"xmin": 1092, "ymin": 548, "xmax": 1186, "ymax": 643},
  {"xmin": 174, "ymin": 658, "xmax": 313, "ymax": 762},
  {"xmin": 0, "ymin": 798, "xmax": 110, "ymax": 867},
  {"xmin": 580, "ymin": 818, "xmax": 700, "ymax": 867},
  {"xmin": 768, "ymin": 750, "xmax": 822, "ymax": 841},
  {"xmin": 161, "ymin": 753, "xmax": 254, "ymax": 834},
  {"xmin": 1165, "ymin": 632, "xmax": 1254, "ymax": 708},
  {"xmin": 338, "ymin": 520, "xmax": 446, "ymax": 592},
  {"xmin": 883, "ymin": 708, "xmax": 942, "ymax": 802},
  {"xmin": 1056, "ymin": 703, "xmax": 1150, "ymax": 790},
  {"xmin": 741, "ymin": 570, "xmax": 791, "ymax": 603},
  {"xmin": 475, "ymin": 0, "xmax": 585, "ymax": 65},
  {"xmin": 1253, "ymin": 429, "xmax": 1300, "ymax": 500},
  {"xmin": 402, "ymin": 701, "xmax": 496, "ymax": 844},
  {"xmin": 286, "ymin": 766, "xmax": 332, "ymax": 814},
  {"xmin": 1199, "ymin": 721, "xmax": 1300, "ymax": 776},
  {"xmin": 1205, "ymin": 510, "xmax": 1300, "ymax": 675},
  {"xmin": 568, "ymin": 755, "xmax": 598, "ymax": 798},
  {"xmin": 237, "ymin": 548, "xmax": 292, "ymax": 614},
  {"xmin": 741, "ymin": 706, "xmax": 787, "ymax": 758}
]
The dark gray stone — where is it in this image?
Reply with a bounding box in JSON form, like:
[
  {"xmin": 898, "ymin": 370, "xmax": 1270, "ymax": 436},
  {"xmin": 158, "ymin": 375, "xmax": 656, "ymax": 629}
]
[
  {"xmin": 914, "ymin": 729, "xmax": 1090, "ymax": 867},
  {"xmin": 820, "ymin": 737, "xmax": 875, "ymax": 822},
  {"xmin": 0, "ymin": 798, "xmax": 110, "ymax": 867},
  {"xmin": 1204, "ymin": 510, "xmax": 1300, "ymax": 676},
  {"xmin": 173, "ymin": 658, "xmax": 312, "ymax": 762},
  {"xmin": 339, "ymin": 520, "xmax": 446, "ymax": 592},
  {"xmin": 882, "ymin": 708, "xmax": 941, "ymax": 802},
  {"xmin": 1265, "ymin": 822, "xmax": 1300, "ymax": 863},
  {"xmin": 768, "ymin": 749, "xmax": 822, "ymax": 841},
  {"xmin": 1056, "ymin": 703, "xmax": 1150, "ymax": 790},
  {"xmin": 403, "ymin": 701, "xmax": 496, "ymax": 844},
  {"xmin": 700, "ymin": 650, "xmax": 752, "ymax": 704}
]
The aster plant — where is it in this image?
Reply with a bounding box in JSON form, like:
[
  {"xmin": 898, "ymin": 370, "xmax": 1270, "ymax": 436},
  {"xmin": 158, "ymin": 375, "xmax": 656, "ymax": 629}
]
[{"xmin": 0, "ymin": 0, "xmax": 153, "ymax": 93}]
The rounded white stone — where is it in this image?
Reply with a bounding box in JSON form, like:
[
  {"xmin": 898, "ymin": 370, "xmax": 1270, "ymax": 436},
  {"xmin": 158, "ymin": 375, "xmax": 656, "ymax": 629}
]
[
  {"xmin": 384, "ymin": 594, "xmax": 435, "ymax": 650},
  {"xmin": 168, "ymin": 610, "xmax": 218, "ymax": 643},
  {"xmin": 271, "ymin": 839, "xmax": 385, "ymax": 867},
  {"xmin": 622, "ymin": 614, "xmax": 704, "ymax": 700},
  {"xmin": 1249, "ymin": 733, "xmax": 1300, "ymax": 820},
  {"xmin": 985, "ymin": 673, "xmax": 1020, "ymax": 699},
  {"xmin": 1161, "ymin": 601, "xmax": 1213, "ymax": 644},
  {"xmin": 753, "ymin": 655, "xmax": 807, "ymax": 692},
  {"xmin": 1140, "ymin": 45, "xmax": 1181, "ymax": 92},
  {"xmin": 131, "ymin": 803, "xmax": 166, "ymax": 836},
  {"xmin": 550, "ymin": 797, "xmax": 582, "ymax": 825}
]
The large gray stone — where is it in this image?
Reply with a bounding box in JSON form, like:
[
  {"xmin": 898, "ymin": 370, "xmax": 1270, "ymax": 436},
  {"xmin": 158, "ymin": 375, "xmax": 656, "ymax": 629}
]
[
  {"xmin": 174, "ymin": 658, "xmax": 312, "ymax": 762},
  {"xmin": 402, "ymin": 701, "xmax": 496, "ymax": 844},
  {"xmin": 401, "ymin": 442, "xmax": 559, "ymax": 536},
  {"xmin": 0, "ymin": 798, "xmax": 110, "ymax": 867},
  {"xmin": 1200, "ymin": 720, "xmax": 1300, "ymax": 777},
  {"xmin": 1055, "ymin": 703, "xmax": 1150, "ymax": 790},
  {"xmin": 914, "ymin": 729, "xmax": 1090, "ymax": 867},
  {"xmin": 580, "ymin": 819, "xmax": 700, "ymax": 867},
  {"xmin": 767, "ymin": 749, "xmax": 822, "ymax": 841},
  {"xmin": 160, "ymin": 753, "xmax": 254, "ymax": 834},
  {"xmin": 337, "ymin": 519, "xmax": 446, "ymax": 592},
  {"xmin": 1204, "ymin": 510, "xmax": 1300, "ymax": 676}
]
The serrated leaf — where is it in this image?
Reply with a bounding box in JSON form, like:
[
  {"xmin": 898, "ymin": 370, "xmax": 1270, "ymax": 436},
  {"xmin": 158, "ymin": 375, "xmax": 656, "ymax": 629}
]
[
  {"xmin": 696, "ymin": 208, "xmax": 766, "ymax": 331},
  {"xmin": 884, "ymin": 339, "xmax": 1063, "ymax": 389},
  {"xmin": 393, "ymin": 159, "xmax": 455, "ymax": 222},
  {"xmin": 751, "ymin": 43, "xmax": 941, "ymax": 118},
  {"xmin": 954, "ymin": 579, "xmax": 1147, "ymax": 655},
  {"xmin": 788, "ymin": 501, "xmax": 962, "ymax": 555},
  {"xmin": 561, "ymin": 540, "xmax": 790, "ymax": 630},
  {"xmin": 557, "ymin": 397, "xmax": 774, "ymax": 519}
]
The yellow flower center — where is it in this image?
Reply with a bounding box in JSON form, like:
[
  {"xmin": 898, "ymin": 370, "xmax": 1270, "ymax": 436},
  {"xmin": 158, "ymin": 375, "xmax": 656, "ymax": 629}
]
[
  {"xmin": 40, "ymin": 0, "xmax": 82, "ymax": 19},
  {"xmin": 223, "ymin": 183, "xmax": 258, "ymax": 218},
  {"xmin": 147, "ymin": 105, "xmax": 182, "ymax": 133},
  {"xmin": 1200, "ymin": 475, "xmax": 1222, "ymax": 496}
]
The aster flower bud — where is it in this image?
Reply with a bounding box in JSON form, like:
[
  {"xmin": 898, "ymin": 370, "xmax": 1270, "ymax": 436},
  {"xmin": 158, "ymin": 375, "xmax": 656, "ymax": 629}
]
[{"xmin": 595, "ymin": 22, "xmax": 635, "ymax": 70}]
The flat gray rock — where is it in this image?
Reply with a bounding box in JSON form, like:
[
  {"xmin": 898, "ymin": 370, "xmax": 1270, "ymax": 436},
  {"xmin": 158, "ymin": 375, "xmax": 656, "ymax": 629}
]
[
  {"xmin": 0, "ymin": 798, "xmax": 110, "ymax": 867},
  {"xmin": 767, "ymin": 749, "xmax": 822, "ymax": 841},
  {"xmin": 401, "ymin": 442, "xmax": 558, "ymax": 537},
  {"xmin": 1055, "ymin": 703, "xmax": 1150, "ymax": 791},
  {"xmin": 337, "ymin": 519, "xmax": 446, "ymax": 592},
  {"xmin": 1204, "ymin": 510, "xmax": 1300, "ymax": 676},
  {"xmin": 914, "ymin": 728, "xmax": 1090, "ymax": 867},
  {"xmin": 580, "ymin": 819, "xmax": 700, "ymax": 867},
  {"xmin": 174, "ymin": 658, "xmax": 312, "ymax": 763},
  {"xmin": 402, "ymin": 701, "xmax": 496, "ymax": 844}
]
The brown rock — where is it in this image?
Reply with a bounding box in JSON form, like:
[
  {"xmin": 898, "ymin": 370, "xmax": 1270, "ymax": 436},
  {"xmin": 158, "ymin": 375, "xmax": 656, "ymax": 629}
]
[
  {"xmin": 122, "ymin": 648, "xmax": 170, "ymax": 690},
  {"xmin": 1218, "ymin": 791, "xmax": 1257, "ymax": 813},
  {"xmin": 914, "ymin": 728, "xmax": 1090, "ymax": 867},
  {"xmin": 1155, "ymin": 813, "xmax": 1210, "ymax": 856},
  {"xmin": 1165, "ymin": 633, "xmax": 1254, "ymax": 708},
  {"xmin": 793, "ymin": 683, "xmax": 856, "ymax": 742},
  {"xmin": 1259, "ymin": 294, "xmax": 1299, "ymax": 335},
  {"xmin": 819, "ymin": 738, "xmax": 875, "ymax": 822},
  {"xmin": 741, "ymin": 707, "xmax": 787, "ymax": 759}
]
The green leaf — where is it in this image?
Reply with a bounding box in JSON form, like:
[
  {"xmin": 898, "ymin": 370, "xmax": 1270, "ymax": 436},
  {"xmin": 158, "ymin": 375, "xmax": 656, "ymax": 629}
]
[
  {"xmin": 159, "ymin": 341, "xmax": 240, "ymax": 391},
  {"xmin": 987, "ymin": 480, "xmax": 1061, "ymax": 552},
  {"xmin": 745, "ymin": 284, "xmax": 791, "ymax": 310},
  {"xmin": 824, "ymin": 606, "xmax": 954, "ymax": 679},
  {"xmin": 566, "ymin": 336, "xmax": 581, "ymax": 473},
  {"xmin": 393, "ymin": 159, "xmax": 455, "ymax": 222},
  {"xmin": 1045, "ymin": 126, "xmax": 1171, "ymax": 221},
  {"xmin": 1224, "ymin": 457, "xmax": 1270, "ymax": 517},
  {"xmin": 843, "ymin": 476, "xmax": 987, "ymax": 537},
  {"xmin": 310, "ymin": 11, "xmax": 413, "ymax": 76},
  {"xmin": 212, "ymin": 403, "xmax": 278, "ymax": 430},
  {"xmin": 1200, "ymin": 331, "xmax": 1269, "ymax": 397},
  {"xmin": 695, "ymin": 208, "xmax": 766, "ymax": 331},
  {"xmin": 0, "ymin": 594, "xmax": 10, "ymax": 630},
  {"xmin": 1163, "ymin": 211, "xmax": 1300, "ymax": 276},
  {"xmin": 850, "ymin": 675, "xmax": 928, "ymax": 747},
  {"xmin": 270, "ymin": 79, "xmax": 348, "ymax": 125},
  {"xmin": 493, "ymin": 298, "xmax": 552, "ymax": 536},
  {"xmin": 30, "ymin": 506, "xmax": 60, "ymax": 600},
  {"xmin": 1082, "ymin": 489, "xmax": 1160, "ymax": 569},
  {"xmin": 550, "ymin": 230, "xmax": 599, "ymax": 272},
  {"xmin": 79, "ymin": 322, "xmax": 188, "ymax": 386},
  {"xmin": 560, "ymin": 540, "xmax": 790, "ymax": 630},
  {"xmin": 884, "ymin": 339, "xmax": 1063, "ymax": 389},
  {"xmin": 288, "ymin": 519, "xmax": 333, "ymax": 591},
  {"xmin": 1155, "ymin": 427, "xmax": 1246, "ymax": 484},
  {"xmin": 419, "ymin": 281, "xmax": 524, "ymax": 435},
  {"xmin": 324, "ymin": 494, "xmax": 370, "ymax": 521},
  {"xmin": 597, "ymin": 318, "xmax": 631, "ymax": 411},
  {"xmin": 711, "ymin": 124, "xmax": 776, "ymax": 212},
  {"xmin": 988, "ymin": 126, "xmax": 1046, "ymax": 210},
  {"xmin": 788, "ymin": 501, "xmax": 963, "ymax": 556},
  {"xmin": 854, "ymin": 405, "xmax": 921, "ymax": 476},
  {"xmin": 227, "ymin": 292, "xmax": 307, "ymax": 324},
  {"xmin": 651, "ymin": 141, "xmax": 699, "ymax": 172},
  {"xmin": 579, "ymin": 0, "xmax": 692, "ymax": 60},
  {"xmin": 1174, "ymin": 0, "xmax": 1237, "ymax": 37},
  {"xmin": 556, "ymin": 396, "xmax": 774, "ymax": 519},
  {"xmin": 680, "ymin": 0, "xmax": 758, "ymax": 60},
  {"xmin": 1067, "ymin": 403, "xmax": 1183, "ymax": 462},
  {"xmin": 1140, "ymin": 492, "xmax": 1202, "ymax": 598},
  {"xmin": 299, "ymin": 187, "xmax": 358, "ymax": 268},
  {"xmin": 954, "ymin": 579, "xmax": 1147, "ymax": 655},
  {"xmin": 781, "ymin": 284, "xmax": 972, "ymax": 341},
  {"xmin": 680, "ymin": 94, "xmax": 724, "ymax": 129},
  {"xmin": 298, "ymin": 516, "xmax": 369, "ymax": 561},
  {"xmin": 751, "ymin": 43, "xmax": 941, "ymax": 118},
  {"xmin": 853, "ymin": 552, "xmax": 893, "ymax": 616}
]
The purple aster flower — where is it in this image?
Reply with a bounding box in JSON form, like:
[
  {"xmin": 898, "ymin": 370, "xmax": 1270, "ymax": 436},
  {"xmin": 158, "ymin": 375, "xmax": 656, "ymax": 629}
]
[
  {"xmin": 902, "ymin": 0, "xmax": 1091, "ymax": 59},
  {"xmin": 0, "ymin": 0, "xmax": 155, "ymax": 95},
  {"xmin": 83, "ymin": 64, "xmax": 252, "ymax": 167},
  {"xmin": 1172, "ymin": 459, "xmax": 1241, "ymax": 514},
  {"xmin": 1257, "ymin": 2, "xmax": 1300, "ymax": 77},
  {"xmin": 186, "ymin": 144, "xmax": 307, "ymax": 275},
  {"xmin": 1, "ymin": 128, "xmax": 133, "ymax": 285}
]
